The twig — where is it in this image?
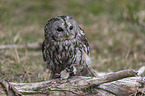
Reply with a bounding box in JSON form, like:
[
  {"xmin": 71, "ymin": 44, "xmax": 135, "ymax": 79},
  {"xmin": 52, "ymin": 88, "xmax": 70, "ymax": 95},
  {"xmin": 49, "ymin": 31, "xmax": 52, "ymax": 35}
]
[{"xmin": 0, "ymin": 80, "xmax": 22, "ymax": 96}]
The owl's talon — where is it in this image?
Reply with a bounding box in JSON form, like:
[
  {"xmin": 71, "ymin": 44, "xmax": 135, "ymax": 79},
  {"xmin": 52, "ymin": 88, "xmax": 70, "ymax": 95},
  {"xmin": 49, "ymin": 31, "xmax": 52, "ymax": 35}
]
[{"xmin": 55, "ymin": 73, "xmax": 61, "ymax": 78}]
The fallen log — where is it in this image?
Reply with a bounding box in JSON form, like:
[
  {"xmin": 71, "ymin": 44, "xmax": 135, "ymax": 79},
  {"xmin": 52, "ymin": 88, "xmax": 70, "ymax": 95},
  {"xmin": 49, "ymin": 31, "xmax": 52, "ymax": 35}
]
[{"xmin": 0, "ymin": 68, "xmax": 145, "ymax": 96}]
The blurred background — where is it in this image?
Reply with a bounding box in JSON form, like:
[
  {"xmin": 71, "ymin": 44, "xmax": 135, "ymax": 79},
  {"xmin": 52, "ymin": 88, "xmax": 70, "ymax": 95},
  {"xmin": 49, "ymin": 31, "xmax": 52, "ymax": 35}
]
[{"xmin": 0, "ymin": 0, "xmax": 145, "ymax": 82}]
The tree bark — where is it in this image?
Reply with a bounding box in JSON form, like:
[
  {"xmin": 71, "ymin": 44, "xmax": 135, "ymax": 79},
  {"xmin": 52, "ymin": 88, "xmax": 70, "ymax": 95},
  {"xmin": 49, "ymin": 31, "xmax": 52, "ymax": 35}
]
[{"xmin": 0, "ymin": 68, "xmax": 145, "ymax": 96}]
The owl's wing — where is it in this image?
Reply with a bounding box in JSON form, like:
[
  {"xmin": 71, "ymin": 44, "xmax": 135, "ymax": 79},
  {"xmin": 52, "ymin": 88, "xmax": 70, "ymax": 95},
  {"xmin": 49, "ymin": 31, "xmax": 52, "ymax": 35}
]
[
  {"xmin": 79, "ymin": 27, "xmax": 98, "ymax": 77},
  {"xmin": 42, "ymin": 40, "xmax": 47, "ymax": 62},
  {"xmin": 79, "ymin": 27, "xmax": 90, "ymax": 55}
]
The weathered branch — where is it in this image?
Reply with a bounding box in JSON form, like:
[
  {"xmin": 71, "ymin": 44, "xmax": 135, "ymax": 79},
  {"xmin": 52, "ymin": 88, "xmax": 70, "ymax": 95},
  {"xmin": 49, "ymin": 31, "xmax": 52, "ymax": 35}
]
[
  {"xmin": 0, "ymin": 68, "xmax": 144, "ymax": 96},
  {"xmin": 0, "ymin": 42, "xmax": 42, "ymax": 50}
]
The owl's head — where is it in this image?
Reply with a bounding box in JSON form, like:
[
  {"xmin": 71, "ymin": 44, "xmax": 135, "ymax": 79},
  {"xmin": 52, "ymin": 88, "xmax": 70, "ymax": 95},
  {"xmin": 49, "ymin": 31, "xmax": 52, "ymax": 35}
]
[{"xmin": 44, "ymin": 15, "xmax": 80, "ymax": 42}]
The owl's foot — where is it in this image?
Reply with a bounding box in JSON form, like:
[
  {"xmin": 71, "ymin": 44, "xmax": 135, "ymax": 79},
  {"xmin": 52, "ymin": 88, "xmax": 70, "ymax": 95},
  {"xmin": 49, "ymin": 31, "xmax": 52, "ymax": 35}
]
[{"xmin": 66, "ymin": 65, "xmax": 77, "ymax": 76}]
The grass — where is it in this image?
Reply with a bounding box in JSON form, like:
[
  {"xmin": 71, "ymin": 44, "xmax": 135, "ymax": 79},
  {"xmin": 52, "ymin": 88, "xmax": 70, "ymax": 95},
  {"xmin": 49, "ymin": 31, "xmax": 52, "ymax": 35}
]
[{"xmin": 0, "ymin": 0, "xmax": 145, "ymax": 82}]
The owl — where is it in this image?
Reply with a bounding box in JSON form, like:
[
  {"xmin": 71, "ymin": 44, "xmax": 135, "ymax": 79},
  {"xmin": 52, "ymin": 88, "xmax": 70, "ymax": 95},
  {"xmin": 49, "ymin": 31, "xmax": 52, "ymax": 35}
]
[{"xmin": 42, "ymin": 15, "xmax": 97, "ymax": 79}]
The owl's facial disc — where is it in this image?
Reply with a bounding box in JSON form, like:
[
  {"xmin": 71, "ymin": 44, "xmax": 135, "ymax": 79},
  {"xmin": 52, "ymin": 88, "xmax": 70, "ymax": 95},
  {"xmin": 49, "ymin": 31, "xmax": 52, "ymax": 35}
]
[
  {"xmin": 55, "ymin": 25, "xmax": 75, "ymax": 41},
  {"xmin": 45, "ymin": 15, "xmax": 79, "ymax": 42},
  {"xmin": 52, "ymin": 19, "xmax": 77, "ymax": 41}
]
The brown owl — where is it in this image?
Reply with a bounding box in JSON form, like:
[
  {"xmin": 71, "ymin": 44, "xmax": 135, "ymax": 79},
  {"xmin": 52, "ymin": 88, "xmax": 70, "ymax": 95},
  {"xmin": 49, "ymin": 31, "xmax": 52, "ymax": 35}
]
[{"xmin": 42, "ymin": 15, "xmax": 97, "ymax": 79}]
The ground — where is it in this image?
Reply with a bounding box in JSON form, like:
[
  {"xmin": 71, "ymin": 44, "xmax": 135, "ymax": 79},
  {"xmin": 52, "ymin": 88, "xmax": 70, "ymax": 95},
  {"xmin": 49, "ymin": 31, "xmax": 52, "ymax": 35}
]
[{"xmin": 0, "ymin": 0, "xmax": 145, "ymax": 82}]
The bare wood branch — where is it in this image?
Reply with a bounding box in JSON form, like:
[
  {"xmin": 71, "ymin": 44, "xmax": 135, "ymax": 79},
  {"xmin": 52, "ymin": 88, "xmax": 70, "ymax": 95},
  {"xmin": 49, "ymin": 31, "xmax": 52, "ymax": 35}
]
[
  {"xmin": 1, "ymin": 69, "xmax": 144, "ymax": 96},
  {"xmin": 0, "ymin": 42, "xmax": 42, "ymax": 50},
  {"xmin": 84, "ymin": 69, "xmax": 137, "ymax": 87}
]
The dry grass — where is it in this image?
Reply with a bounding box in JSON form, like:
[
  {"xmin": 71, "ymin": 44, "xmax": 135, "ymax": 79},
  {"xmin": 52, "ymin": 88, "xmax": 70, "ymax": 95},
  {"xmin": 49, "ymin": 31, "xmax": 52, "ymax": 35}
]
[{"xmin": 0, "ymin": 0, "xmax": 145, "ymax": 82}]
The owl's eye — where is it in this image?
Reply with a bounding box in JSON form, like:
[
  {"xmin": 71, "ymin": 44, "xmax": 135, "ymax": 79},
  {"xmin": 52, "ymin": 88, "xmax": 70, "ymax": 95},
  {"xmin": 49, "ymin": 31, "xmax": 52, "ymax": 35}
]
[
  {"xmin": 69, "ymin": 26, "xmax": 73, "ymax": 30},
  {"xmin": 57, "ymin": 27, "xmax": 63, "ymax": 32}
]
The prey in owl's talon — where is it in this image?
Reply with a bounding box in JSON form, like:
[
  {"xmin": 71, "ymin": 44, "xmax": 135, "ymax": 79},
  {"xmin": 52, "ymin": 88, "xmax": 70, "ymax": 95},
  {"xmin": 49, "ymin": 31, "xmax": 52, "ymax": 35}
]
[
  {"xmin": 60, "ymin": 65, "xmax": 77, "ymax": 79},
  {"xmin": 60, "ymin": 69, "xmax": 70, "ymax": 79}
]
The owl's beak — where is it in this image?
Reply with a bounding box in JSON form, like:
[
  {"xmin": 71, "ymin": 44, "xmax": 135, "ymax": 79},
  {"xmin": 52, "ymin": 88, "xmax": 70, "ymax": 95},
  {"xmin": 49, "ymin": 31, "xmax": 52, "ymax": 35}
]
[
  {"xmin": 65, "ymin": 32, "xmax": 70, "ymax": 39},
  {"xmin": 66, "ymin": 32, "xmax": 69, "ymax": 37}
]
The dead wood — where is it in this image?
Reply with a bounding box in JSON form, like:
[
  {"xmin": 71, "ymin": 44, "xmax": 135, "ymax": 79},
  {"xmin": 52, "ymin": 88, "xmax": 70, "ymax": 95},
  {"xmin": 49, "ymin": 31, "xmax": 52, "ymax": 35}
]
[
  {"xmin": 0, "ymin": 42, "xmax": 42, "ymax": 50},
  {"xmin": 0, "ymin": 68, "xmax": 145, "ymax": 96}
]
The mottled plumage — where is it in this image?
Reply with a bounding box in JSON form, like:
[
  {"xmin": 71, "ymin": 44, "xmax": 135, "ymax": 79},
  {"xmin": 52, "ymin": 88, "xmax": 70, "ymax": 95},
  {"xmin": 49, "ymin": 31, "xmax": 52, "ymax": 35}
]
[{"xmin": 42, "ymin": 15, "xmax": 96, "ymax": 79}]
